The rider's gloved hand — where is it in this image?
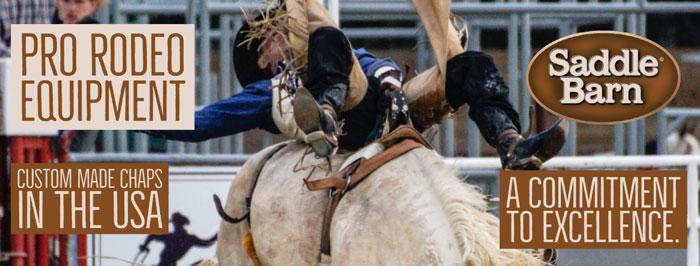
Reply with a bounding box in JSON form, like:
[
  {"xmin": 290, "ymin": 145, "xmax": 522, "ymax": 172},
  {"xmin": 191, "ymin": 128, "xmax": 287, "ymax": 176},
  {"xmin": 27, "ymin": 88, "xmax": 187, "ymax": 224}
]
[
  {"xmin": 376, "ymin": 69, "xmax": 409, "ymax": 131},
  {"xmin": 384, "ymin": 90, "xmax": 409, "ymax": 130}
]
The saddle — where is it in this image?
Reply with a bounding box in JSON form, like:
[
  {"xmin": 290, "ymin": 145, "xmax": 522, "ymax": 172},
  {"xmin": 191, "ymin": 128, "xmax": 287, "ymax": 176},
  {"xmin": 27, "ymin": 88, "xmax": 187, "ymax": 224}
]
[{"xmin": 304, "ymin": 126, "xmax": 431, "ymax": 257}]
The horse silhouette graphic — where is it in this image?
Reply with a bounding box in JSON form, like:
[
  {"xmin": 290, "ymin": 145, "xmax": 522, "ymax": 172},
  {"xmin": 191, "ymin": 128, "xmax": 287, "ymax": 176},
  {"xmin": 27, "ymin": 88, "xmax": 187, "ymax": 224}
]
[{"xmin": 135, "ymin": 212, "xmax": 217, "ymax": 265}]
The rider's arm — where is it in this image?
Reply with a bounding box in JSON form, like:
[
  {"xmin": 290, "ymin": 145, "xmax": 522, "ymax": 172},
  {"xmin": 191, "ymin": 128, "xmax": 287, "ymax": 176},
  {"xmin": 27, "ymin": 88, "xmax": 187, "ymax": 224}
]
[
  {"xmin": 142, "ymin": 80, "xmax": 280, "ymax": 142},
  {"xmin": 353, "ymin": 48, "xmax": 402, "ymax": 81},
  {"xmin": 353, "ymin": 49, "xmax": 407, "ymax": 132}
]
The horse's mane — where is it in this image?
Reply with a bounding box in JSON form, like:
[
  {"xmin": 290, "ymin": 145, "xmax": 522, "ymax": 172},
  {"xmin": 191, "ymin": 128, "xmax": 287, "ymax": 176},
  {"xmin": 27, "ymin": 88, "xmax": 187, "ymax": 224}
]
[{"xmin": 415, "ymin": 149, "xmax": 544, "ymax": 265}]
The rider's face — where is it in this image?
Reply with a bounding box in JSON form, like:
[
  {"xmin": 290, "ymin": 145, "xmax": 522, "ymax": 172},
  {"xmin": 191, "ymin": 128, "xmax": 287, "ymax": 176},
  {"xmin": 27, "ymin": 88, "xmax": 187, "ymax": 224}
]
[{"xmin": 257, "ymin": 32, "xmax": 289, "ymax": 73}]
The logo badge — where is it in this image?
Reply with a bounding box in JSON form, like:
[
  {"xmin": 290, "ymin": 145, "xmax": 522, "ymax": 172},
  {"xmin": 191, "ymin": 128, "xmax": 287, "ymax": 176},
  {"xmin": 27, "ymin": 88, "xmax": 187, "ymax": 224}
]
[{"xmin": 527, "ymin": 31, "xmax": 680, "ymax": 124}]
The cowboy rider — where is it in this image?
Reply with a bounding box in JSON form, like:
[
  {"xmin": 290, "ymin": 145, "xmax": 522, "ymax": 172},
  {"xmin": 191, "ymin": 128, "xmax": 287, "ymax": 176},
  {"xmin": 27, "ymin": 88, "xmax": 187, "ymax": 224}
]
[
  {"xmin": 144, "ymin": 3, "xmax": 566, "ymax": 170},
  {"xmin": 142, "ymin": 23, "xmax": 410, "ymax": 155}
]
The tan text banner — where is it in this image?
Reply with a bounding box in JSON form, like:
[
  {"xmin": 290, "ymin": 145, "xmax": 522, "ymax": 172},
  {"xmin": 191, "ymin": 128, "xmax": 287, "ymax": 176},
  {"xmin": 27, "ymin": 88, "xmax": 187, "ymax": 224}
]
[
  {"xmin": 500, "ymin": 170, "xmax": 686, "ymax": 249},
  {"xmin": 8, "ymin": 24, "xmax": 194, "ymax": 134},
  {"xmin": 11, "ymin": 163, "xmax": 169, "ymax": 234}
]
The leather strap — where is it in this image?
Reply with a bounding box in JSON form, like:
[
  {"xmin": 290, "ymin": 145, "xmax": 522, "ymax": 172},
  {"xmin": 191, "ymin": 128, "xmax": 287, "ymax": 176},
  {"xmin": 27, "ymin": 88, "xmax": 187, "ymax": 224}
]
[
  {"xmin": 379, "ymin": 125, "xmax": 432, "ymax": 148},
  {"xmin": 304, "ymin": 139, "xmax": 424, "ymax": 192},
  {"xmin": 304, "ymin": 138, "xmax": 426, "ymax": 255},
  {"xmin": 304, "ymin": 159, "xmax": 363, "ymax": 192},
  {"xmin": 319, "ymin": 187, "xmax": 342, "ymax": 255}
]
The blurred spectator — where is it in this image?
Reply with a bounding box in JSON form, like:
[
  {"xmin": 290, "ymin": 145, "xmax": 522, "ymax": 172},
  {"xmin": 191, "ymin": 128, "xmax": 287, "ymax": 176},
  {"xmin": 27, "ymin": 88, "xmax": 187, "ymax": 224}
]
[
  {"xmin": 52, "ymin": 0, "xmax": 102, "ymax": 24},
  {"xmin": 0, "ymin": 0, "xmax": 56, "ymax": 57},
  {"xmin": 52, "ymin": 0, "xmax": 105, "ymax": 156}
]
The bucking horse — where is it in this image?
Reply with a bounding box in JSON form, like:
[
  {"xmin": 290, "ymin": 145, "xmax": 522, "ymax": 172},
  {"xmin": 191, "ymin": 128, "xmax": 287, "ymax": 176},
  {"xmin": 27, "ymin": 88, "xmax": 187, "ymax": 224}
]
[{"xmin": 210, "ymin": 127, "xmax": 549, "ymax": 265}]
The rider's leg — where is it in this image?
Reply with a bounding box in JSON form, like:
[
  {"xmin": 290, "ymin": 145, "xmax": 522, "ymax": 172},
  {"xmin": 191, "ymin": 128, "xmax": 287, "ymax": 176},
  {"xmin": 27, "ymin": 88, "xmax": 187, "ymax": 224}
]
[
  {"xmin": 445, "ymin": 51, "xmax": 566, "ymax": 169},
  {"xmin": 337, "ymin": 77, "xmax": 382, "ymax": 151},
  {"xmin": 293, "ymin": 26, "xmax": 352, "ymax": 156},
  {"xmin": 305, "ymin": 27, "xmax": 352, "ymax": 113}
]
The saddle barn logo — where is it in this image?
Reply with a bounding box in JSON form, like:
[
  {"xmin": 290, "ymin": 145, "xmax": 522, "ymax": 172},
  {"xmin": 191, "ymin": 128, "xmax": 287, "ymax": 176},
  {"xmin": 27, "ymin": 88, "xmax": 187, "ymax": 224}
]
[{"xmin": 527, "ymin": 31, "xmax": 680, "ymax": 124}]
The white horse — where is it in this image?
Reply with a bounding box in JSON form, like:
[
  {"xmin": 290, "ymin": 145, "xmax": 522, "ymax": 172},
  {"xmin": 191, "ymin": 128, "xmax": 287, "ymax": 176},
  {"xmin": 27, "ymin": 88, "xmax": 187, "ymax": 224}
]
[{"xmin": 212, "ymin": 141, "xmax": 544, "ymax": 265}]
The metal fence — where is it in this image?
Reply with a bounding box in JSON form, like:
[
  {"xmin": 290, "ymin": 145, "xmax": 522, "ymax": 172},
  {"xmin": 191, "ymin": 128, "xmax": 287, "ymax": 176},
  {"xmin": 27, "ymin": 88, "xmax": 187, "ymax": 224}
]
[{"xmin": 0, "ymin": 0, "xmax": 694, "ymax": 157}]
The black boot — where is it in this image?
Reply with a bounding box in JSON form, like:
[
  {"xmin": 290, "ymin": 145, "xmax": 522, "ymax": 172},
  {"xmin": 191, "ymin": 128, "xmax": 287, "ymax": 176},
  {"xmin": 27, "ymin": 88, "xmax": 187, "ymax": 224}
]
[
  {"xmin": 444, "ymin": 51, "xmax": 568, "ymax": 169},
  {"xmin": 293, "ymin": 84, "xmax": 346, "ymax": 157},
  {"xmin": 496, "ymin": 119, "xmax": 568, "ymax": 170}
]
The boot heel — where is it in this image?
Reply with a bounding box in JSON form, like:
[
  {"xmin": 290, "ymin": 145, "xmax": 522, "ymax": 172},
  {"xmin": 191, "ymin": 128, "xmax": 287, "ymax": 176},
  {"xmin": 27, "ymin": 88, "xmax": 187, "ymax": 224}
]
[
  {"xmin": 507, "ymin": 156, "xmax": 543, "ymax": 170},
  {"xmin": 304, "ymin": 131, "xmax": 334, "ymax": 157},
  {"xmin": 499, "ymin": 118, "xmax": 569, "ymax": 170}
]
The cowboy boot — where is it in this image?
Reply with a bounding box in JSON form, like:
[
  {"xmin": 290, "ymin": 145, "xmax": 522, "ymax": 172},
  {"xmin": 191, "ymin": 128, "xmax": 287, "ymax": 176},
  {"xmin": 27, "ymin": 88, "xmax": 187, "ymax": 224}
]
[
  {"xmin": 293, "ymin": 85, "xmax": 345, "ymax": 157},
  {"xmin": 496, "ymin": 119, "xmax": 568, "ymax": 170},
  {"xmin": 443, "ymin": 51, "xmax": 568, "ymax": 169}
]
